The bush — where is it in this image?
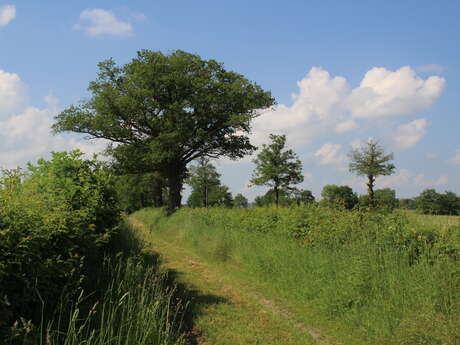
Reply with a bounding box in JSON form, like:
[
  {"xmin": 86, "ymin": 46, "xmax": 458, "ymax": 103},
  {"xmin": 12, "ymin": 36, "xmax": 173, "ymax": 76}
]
[{"xmin": 0, "ymin": 151, "xmax": 120, "ymax": 333}]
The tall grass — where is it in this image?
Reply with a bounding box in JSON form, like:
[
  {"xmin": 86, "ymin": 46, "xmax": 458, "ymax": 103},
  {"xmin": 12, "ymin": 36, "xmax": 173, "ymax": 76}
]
[
  {"xmin": 5, "ymin": 221, "xmax": 186, "ymax": 345},
  {"xmin": 133, "ymin": 206, "xmax": 460, "ymax": 345}
]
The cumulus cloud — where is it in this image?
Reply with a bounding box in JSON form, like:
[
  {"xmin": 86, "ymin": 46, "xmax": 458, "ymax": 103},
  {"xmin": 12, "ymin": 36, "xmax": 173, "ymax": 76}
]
[
  {"xmin": 0, "ymin": 5, "xmax": 15, "ymax": 27},
  {"xmin": 416, "ymin": 64, "xmax": 447, "ymax": 74},
  {"xmin": 0, "ymin": 70, "xmax": 107, "ymax": 169},
  {"xmin": 449, "ymin": 149, "xmax": 460, "ymax": 166},
  {"xmin": 74, "ymin": 9, "xmax": 134, "ymax": 37},
  {"xmin": 377, "ymin": 168, "xmax": 413, "ymax": 188},
  {"xmin": 0, "ymin": 70, "xmax": 26, "ymax": 118},
  {"xmin": 348, "ymin": 67, "xmax": 444, "ymax": 118},
  {"xmin": 393, "ymin": 118, "xmax": 427, "ymax": 149},
  {"xmin": 414, "ymin": 174, "xmax": 448, "ymax": 187},
  {"xmin": 377, "ymin": 168, "xmax": 448, "ymax": 189},
  {"xmin": 251, "ymin": 66, "xmax": 444, "ymax": 147},
  {"xmin": 335, "ymin": 119, "xmax": 357, "ymax": 133},
  {"xmin": 314, "ymin": 143, "xmax": 346, "ymax": 168},
  {"xmin": 251, "ymin": 67, "xmax": 349, "ymax": 146}
]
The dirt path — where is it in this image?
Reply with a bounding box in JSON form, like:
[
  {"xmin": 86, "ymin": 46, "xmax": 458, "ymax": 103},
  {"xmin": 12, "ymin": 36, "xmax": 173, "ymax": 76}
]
[{"xmin": 129, "ymin": 217, "xmax": 342, "ymax": 345}]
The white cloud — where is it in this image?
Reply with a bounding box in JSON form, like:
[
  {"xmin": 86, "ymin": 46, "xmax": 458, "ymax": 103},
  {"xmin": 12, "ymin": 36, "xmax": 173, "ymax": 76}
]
[
  {"xmin": 414, "ymin": 174, "xmax": 448, "ymax": 187},
  {"xmin": 376, "ymin": 168, "xmax": 448, "ymax": 189},
  {"xmin": 0, "ymin": 70, "xmax": 107, "ymax": 169},
  {"xmin": 348, "ymin": 66, "xmax": 444, "ymax": 118},
  {"xmin": 449, "ymin": 149, "xmax": 460, "ymax": 166},
  {"xmin": 314, "ymin": 143, "xmax": 346, "ymax": 167},
  {"xmin": 416, "ymin": 64, "xmax": 447, "ymax": 74},
  {"xmin": 0, "ymin": 5, "xmax": 15, "ymax": 27},
  {"xmin": 251, "ymin": 67, "xmax": 350, "ymax": 146},
  {"xmin": 74, "ymin": 9, "xmax": 133, "ymax": 37},
  {"xmin": 335, "ymin": 119, "xmax": 357, "ymax": 133},
  {"xmin": 377, "ymin": 168, "xmax": 413, "ymax": 188},
  {"xmin": 393, "ymin": 118, "xmax": 427, "ymax": 149},
  {"xmin": 0, "ymin": 70, "xmax": 26, "ymax": 118},
  {"xmin": 251, "ymin": 66, "xmax": 444, "ymax": 147}
]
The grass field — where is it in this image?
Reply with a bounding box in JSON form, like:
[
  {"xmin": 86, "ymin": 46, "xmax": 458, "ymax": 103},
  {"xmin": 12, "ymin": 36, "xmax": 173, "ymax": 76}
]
[
  {"xmin": 130, "ymin": 206, "xmax": 460, "ymax": 345},
  {"xmin": 400, "ymin": 209, "xmax": 460, "ymax": 233}
]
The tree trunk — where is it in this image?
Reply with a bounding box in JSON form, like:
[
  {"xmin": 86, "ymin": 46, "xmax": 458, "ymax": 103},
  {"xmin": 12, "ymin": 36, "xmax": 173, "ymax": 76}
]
[
  {"xmin": 167, "ymin": 166, "xmax": 185, "ymax": 214},
  {"xmin": 274, "ymin": 185, "xmax": 279, "ymax": 207},
  {"xmin": 153, "ymin": 178, "xmax": 164, "ymax": 207},
  {"xmin": 367, "ymin": 175, "xmax": 375, "ymax": 209}
]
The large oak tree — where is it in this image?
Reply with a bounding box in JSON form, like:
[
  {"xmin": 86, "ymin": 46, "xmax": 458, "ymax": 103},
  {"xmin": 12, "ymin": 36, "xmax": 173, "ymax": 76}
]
[{"xmin": 53, "ymin": 50, "xmax": 274, "ymax": 212}]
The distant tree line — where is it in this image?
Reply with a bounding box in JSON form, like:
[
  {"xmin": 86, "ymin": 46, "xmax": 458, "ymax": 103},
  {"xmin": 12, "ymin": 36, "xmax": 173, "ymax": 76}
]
[{"xmin": 401, "ymin": 189, "xmax": 460, "ymax": 215}]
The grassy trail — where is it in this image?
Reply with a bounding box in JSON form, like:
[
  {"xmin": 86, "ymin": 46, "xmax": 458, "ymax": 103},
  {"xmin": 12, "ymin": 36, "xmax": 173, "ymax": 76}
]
[{"xmin": 128, "ymin": 216, "xmax": 340, "ymax": 345}]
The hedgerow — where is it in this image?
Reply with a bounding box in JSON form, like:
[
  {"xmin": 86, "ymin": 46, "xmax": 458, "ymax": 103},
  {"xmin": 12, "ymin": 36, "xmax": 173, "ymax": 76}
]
[{"xmin": 0, "ymin": 151, "xmax": 120, "ymax": 336}]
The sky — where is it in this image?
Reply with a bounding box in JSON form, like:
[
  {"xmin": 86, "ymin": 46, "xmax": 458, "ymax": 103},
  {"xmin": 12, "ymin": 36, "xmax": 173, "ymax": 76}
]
[{"xmin": 0, "ymin": 0, "xmax": 459, "ymax": 201}]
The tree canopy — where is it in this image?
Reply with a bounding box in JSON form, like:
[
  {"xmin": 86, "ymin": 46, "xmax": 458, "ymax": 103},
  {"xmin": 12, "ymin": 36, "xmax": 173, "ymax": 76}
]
[
  {"xmin": 254, "ymin": 188, "xmax": 314, "ymax": 207},
  {"xmin": 415, "ymin": 189, "xmax": 460, "ymax": 215},
  {"xmin": 320, "ymin": 185, "xmax": 358, "ymax": 210},
  {"xmin": 349, "ymin": 139, "xmax": 395, "ymax": 208},
  {"xmin": 359, "ymin": 188, "xmax": 398, "ymax": 211},
  {"xmin": 250, "ymin": 134, "xmax": 303, "ymax": 206},
  {"xmin": 53, "ymin": 50, "xmax": 274, "ymax": 212},
  {"xmin": 233, "ymin": 193, "xmax": 249, "ymax": 208}
]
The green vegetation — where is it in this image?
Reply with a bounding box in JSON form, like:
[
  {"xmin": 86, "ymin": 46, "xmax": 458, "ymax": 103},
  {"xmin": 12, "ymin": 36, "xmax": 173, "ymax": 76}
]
[
  {"xmin": 254, "ymin": 188, "xmax": 315, "ymax": 207},
  {"xmin": 415, "ymin": 189, "xmax": 460, "ymax": 215},
  {"xmin": 186, "ymin": 157, "xmax": 233, "ymax": 208},
  {"xmin": 359, "ymin": 188, "xmax": 398, "ymax": 212},
  {"xmin": 132, "ymin": 206, "xmax": 459, "ymax": 345},
  {"xmin": 233, "ymin": 193, "xmax": 249, "ymax": 208},
  {"xmin": 0, "ymin": 152, "xmax": 186, "ymax": 345},
  {"xmin": 53, "ymin": 49, "xmax": 274, "ymax": 212},
  {"xmin": 320, "ymin": 184, "xmax": 358, "ymax": 209},
  {"xmin": 115, "ymin": 173, "xmax": 165, "ymax": 213},
  {"xmin": 2, "ymin": 48, "xmax": 458, "ymax": 345},
  {"xmin": 250, "ymin": 134, "xmax": 304, "ymax": 206},
  {"xmin": 349, "ymin": 139, "xmax": 395, "ymax": 208}
]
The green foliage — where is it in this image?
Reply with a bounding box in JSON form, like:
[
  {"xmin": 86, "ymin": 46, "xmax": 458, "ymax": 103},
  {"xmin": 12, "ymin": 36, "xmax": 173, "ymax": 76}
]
[
  {"xmin": 359, "ymin": 188, "xmax": 398, "ymax": 211},
  {"xmin": 53, "ymin": 50, "xmax": 275, "ymax": 212},
  {"xmin": 233, "ymin": 193, "xmax": 249, "ymax": 208},
  {"xmin": 137, "ymin": 206, "xmax": 460, "ymax": 345},
  {"xmin": 399, "ymin": 198, "xmax": 416, "ymax": 210},
  {"xmin": 115, "ymin": 173, "xmax": 165, "ymax": 213},
  {"xmin": 0, "ymin": 151, "xmax": 120, "ymax": 335},
  {"xmin": 415, "ymin": 189, "xmax": 460, "ymax": 215},
  {"xmin": 349, "ymin": 139, "xmax": 395, "ymax": 207},
  {"xmin": 321, "ymin": 184, "xmax": 358, "ymax": 210},
  {"xmin": 254, "ymin": 188, "xmax": 314, "ymax": 207},
  {"xmin": 250, "ymin": 134, "xmax": 303, "ymax": 206},
  {"xmin": 186, "ymin": 158, "xmax": 233, "ymax": 207}
]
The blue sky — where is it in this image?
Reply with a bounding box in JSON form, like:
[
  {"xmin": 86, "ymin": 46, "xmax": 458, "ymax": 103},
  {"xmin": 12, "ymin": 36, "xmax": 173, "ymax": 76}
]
[{"xmin": 0, "ymin": 1, "xmax": 459, "ymax": 200}]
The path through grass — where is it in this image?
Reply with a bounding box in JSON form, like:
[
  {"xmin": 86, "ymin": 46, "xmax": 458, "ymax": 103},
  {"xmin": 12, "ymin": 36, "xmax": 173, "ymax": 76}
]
[{"xmin": 127, "ymin": 216, "xmax": 338, "ymax": 345}]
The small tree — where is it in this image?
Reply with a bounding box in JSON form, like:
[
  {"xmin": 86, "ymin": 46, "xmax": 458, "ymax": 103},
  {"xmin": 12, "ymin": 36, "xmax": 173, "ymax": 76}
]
[
  {"xmin": 186, "ymin": 158, "xmax": 233, "ymax": 208},
  {"xmin": 291, "ymin": 189, "xmax": 315, "ymax": 205},
  {"xmin": 349, "ymin": 139, "xmax": 395, "ymax": 208},
  {"xmin": 233, "ymin": 193, "xmax": 249, "ymax": 208},
  {"xmin": 250, "ymin": 134, "xmax": 303, "ymax": 206}
]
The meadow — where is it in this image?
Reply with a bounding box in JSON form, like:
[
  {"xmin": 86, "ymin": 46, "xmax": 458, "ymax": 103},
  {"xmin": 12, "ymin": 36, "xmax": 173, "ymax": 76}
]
[
  {"xmin": 1, "ymin": 152, "xmax": 458, "ymax": 344},
  {"xmin": 132, "ymin": 205, "xmax": 460, "ymax": 345}
]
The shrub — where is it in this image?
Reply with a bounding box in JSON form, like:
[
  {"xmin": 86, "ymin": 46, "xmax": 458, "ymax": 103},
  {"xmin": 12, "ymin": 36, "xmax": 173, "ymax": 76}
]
[{"xmin": 0, "ymin": 151, "xmax": 120, "ymax": 333}]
